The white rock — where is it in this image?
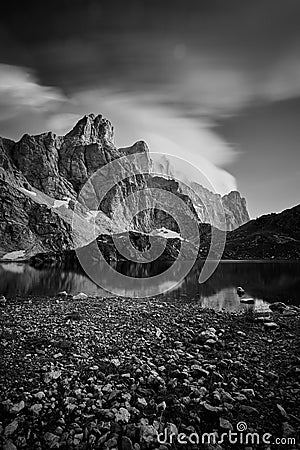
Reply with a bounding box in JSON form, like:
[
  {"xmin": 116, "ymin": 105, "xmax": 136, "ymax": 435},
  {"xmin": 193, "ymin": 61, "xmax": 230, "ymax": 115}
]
[
  {"xmin": 115, "ymin": 407, "xmax": 130, "ymax": 423},
  {"xmin": 240, "ymin": 297, "xmax": 255, "ymax": 304},
  {"xmin": 57, "ymin": 291, "xmax": 68, "ymax": 298},
  {"xmin": 73, "ymin": 292, "xmax": 88, "ymax": 300},
  {"xmin": 137, "ymin": 397, "xmax": 147, "ymax": 407},
  {"xmin": 10, "ymin": 400, "xmax": 25, "ymax": 414},
  {"xmin": 34, "ymin": 391, "xmax": 46, "ymax": 400},
  {"xmin": 30, "ymin": 404, "xmax": 43, "ymax": 415},
  {"xmin": 264, "ymin": 322, "xmax": 279, "ymax": 329},
  {"xmin": 4, "ymin": 420, "xmax": 18, "ymax": 437}
]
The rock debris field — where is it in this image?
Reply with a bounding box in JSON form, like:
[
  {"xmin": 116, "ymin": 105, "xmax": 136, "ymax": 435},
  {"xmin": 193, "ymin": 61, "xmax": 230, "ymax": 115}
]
[{"xmin": 0, "ymin": 295, "xmax": 299, "ymax": 449}]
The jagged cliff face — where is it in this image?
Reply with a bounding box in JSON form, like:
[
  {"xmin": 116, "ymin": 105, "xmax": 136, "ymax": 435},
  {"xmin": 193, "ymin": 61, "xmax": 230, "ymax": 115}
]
[
  {"xmin": 9, "ymin": 115, "xmax": 116, "ymax": 198},
  {"xmin": 187, "ymin": 182, "xmax": 250, "ymax": 231},
  {"xmin": 0, "ymin": 180, "xmax": 74, "ymax": 257},
  {"xmin": 222, "ymin": 191, "xmax": 250, "ymax": 231},
  {"xmin": 0, "ymin": 113, "xmax": 250, "ymax": 257}
]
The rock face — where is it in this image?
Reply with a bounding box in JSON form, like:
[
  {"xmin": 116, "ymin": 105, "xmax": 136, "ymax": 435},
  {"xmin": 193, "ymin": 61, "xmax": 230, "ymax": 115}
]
[
  {"xmin": 150, "ymin": 154, "xmax": 250, "ymax": 231},
  {"xmin": 222, "ymin": 191, "xmax": 250, "ymax": 231},
  {"xmin": 0, "ymin": 113, "xmax": 250, "ymax": 256},
  {"xmin": 0, "ymin": 180, "xmax": 74, "ymax": 257},
  {"xmin": 186, "ymin": 183, "xmax": 249, "ymax": 231}
]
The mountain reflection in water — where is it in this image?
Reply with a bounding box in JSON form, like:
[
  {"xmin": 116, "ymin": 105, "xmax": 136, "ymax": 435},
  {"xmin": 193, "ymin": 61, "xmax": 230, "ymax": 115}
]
[{"xmin": 0, "ymin": 259, "xmax": 299, "ymax": 312}]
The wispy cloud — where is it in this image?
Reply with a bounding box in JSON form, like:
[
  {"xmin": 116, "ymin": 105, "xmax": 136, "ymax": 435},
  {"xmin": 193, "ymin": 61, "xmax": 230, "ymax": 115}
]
[
  {"xmin": 1, "ymin": 41, "xmax": 300, "ymax": 195},
  {"xmin": 0, "ymin": 63, "xmax": 65, "ymax": 121}
]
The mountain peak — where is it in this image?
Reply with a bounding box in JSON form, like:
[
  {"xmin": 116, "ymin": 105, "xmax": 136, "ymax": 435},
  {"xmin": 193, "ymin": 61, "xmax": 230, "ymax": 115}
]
[{"xmin": 65, "ymin": 113, "xmax": 114, "ymax": 144}]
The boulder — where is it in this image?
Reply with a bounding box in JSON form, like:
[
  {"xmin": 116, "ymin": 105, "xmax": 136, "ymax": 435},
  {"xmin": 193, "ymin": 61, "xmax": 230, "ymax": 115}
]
[
  {"xmin": 72, "ymin": 292, "xmax": 88, "ymax": 300},
  {"xmin": 269, "ymin": 302, "xmax": 287, "ymax": 312},
  {"xmin": 237, "ymin": 286, "xmax": 245, "ymax": 296}
]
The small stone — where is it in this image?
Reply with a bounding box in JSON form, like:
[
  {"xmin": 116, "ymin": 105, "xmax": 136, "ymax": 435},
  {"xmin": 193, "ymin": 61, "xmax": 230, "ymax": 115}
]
[
  {"xmin": 277, "ymin": 404, "xmax": 289, "ymax": 419},
  {"xmin": 269, "ymin": 302, "xmax": 287, "ymax": 312},
  {"xmin": 115, "ymin": 407, "xmax": 130, "ymax": 423},
  {"xmin": 203, "ymin": 402, "xmax": 222, "ymax": 413},
  {"xmin": 240, "ymin": 405, "xmax": 259, "ymax": 414},
  {"xmin": 191, "ymin": 365, "xmax": 209, "ymax": 377},
  {"xmin": 4, "ymin": 420, "xmax": 18, "ymax": 437},
  {"xmin": 122, "ymin": 436, "xmax": 134, "ymax": 450},
  {"xmin": 10, "ymin": 400, "xmax": 25, "ymax": 414},
  {"xmin": 74, "ymin": 433, "xmax": 83, "ymax": 442},
  {"xmin": 240, "ymin": 298, "xmax": 255, "ymax": 304},
  {"xmin": 157, "ymin": 401, "xmax": 166, "ymax": 412},
  {"xmin": 105, "ymin": 437, "xmax": 118, "ymax": 448},
  {"xmin": 264, "ymin": 322, "xmax": 278, "ymax": 329},
  {"xmin": 141, "ymin": 425, "xmax": 158, "ymax": 443},
  {"xmin": 34, "ymin": 391, "xmax": 46, "ymax": 400},
  {"xmin": 220, "ymin": 417, "xmax": 233, "ymax": 430},
  {"xmin": 30, "ymin": 403, "xmax": 43, "ymax": 415},
  {"xmin": 3, "ymin": 442, "xmax": 17, "ymax": 450},
  {"xmin": 111, "ymin": 358, "xmax": 121, "ymax": 367},
  {"xmin": 89, "ymin": 435, "xmax": 97, "ymax": 445},
  {"xmin": 282, "ymin": 422, "xmax": 296, "ymax": 437},
  {"xmin": 57, "ymin": 291, "xmax": 68, "ymax": 298},
  {"xmin": 206, "ymin": 339, "xmax": 217, "ymax": 346},
  {"xmin": 241, "ymin": 389, "xmax": 255, "ymax": 398},
  {"xmin": 137, "ymin": 397, "xmax": 147, "ymax": 408},
  {"xmin": 55, "ymin": 426, "xmax": 64, "ymax": 436},
  {"xmin": 44, "ymin": 432, "xmax": 60, "ymax": 448},
  {"xmin": 167, "ymin": 423, "xmax": 178, "ymax": 436},
  {"xmin": 237, "ymin": 287, "xmax": 245, "ymax": 295},
  {"xmin": 237, "ymin": 331, "xmax": 246, "ymax": 337}
]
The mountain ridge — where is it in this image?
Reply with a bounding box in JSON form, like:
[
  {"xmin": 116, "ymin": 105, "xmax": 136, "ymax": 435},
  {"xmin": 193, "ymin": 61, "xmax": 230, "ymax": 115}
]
[{"xmin": 0, "ymin": 113, "xmax": 250, "ymax": 258}]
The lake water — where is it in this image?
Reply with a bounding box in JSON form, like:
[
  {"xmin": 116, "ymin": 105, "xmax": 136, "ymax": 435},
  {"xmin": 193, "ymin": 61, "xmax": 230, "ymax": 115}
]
[{"xmin": 0, "ymin": 259, "xmax": 299, "ymax": 312}]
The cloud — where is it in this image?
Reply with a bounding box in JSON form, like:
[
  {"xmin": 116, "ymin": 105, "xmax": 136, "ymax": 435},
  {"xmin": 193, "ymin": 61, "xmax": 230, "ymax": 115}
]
[
  {"xmin": 0, "ymin": 63, "xmax": 238, "ymax": 194},
  {"xmin": 0, "ymin": 63, "xmax": 65, "ymax": 121},
  {"xmin": 59, "ymin": 88, "xmax": 238, "ymax": 194}
]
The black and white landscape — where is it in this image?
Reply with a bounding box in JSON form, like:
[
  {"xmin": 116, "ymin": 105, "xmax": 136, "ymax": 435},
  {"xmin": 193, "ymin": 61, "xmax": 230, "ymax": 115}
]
[{"xmin": 0, "ymin": 1, "xmax": 299, "ymax": 449}]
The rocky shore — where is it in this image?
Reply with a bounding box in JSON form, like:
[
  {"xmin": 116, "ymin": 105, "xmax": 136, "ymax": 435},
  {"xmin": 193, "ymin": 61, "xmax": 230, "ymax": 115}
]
[{"xmin": 0, "ymin": 296, "xmax": 299, "ymax": 449}]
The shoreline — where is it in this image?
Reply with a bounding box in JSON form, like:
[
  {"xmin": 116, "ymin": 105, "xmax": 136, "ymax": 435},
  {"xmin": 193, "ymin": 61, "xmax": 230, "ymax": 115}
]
[
  {"xmin": 1, "ymin": 257, "xmax": 300, "ymax": 264},
  {"xmin": 0, "ymin": 295, "xmax": 299, "ymax": 449}
]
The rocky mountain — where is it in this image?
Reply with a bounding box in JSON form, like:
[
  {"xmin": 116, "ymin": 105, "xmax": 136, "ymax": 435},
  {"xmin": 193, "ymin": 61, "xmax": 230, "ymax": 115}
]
[
  {"xmin": 183, "ymin": 183, "xmax": 249, "ymax": 231},
  {"xmin": 0, "ymin": 113, "xmax": 250, "ymax": 258},
  {"xmin": 0, "ymin": 180, "xmax": 74, "ymax": 257},
  {"xmin": 147, "ymin": 153, "xmax": 249, "ymax": 230},
  {"xmin": 223, "ymin": 204, "xmax": 300, "ymax": 259}
]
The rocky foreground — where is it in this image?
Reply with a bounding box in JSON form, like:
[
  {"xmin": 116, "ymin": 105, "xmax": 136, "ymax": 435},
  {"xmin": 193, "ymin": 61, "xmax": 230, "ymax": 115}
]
[{"xmin": 0, "ymin": 296, "xmax": 299, "ymax": 449}]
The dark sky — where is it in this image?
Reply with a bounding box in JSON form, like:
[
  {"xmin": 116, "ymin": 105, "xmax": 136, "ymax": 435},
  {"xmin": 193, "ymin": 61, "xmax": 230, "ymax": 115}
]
[{"xmin": 0, "ymin": 0, "xmax": 299, "ymax": 217}]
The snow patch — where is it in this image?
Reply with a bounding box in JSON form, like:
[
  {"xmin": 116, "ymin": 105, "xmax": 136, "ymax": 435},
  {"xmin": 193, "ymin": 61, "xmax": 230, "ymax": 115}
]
[
  {"xmin": 151, "ymin": 227, "xmax": 183, "ymax": 240},
  {"xmin": 53, "ymin": 198, "xmax": 71, "ymax": 208},
  {"xmin": 2, "ymin": 250, "xmax": 26, "ymax": 260},
  {"xmin": 19, "ymin": 187, "xmax": 37, "ymax": 197}
]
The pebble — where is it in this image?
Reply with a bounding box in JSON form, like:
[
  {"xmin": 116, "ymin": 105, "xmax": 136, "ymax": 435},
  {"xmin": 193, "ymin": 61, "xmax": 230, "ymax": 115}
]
[{"xmin": 0, "ymin": 295, "xmax": 299, "ymax": 450}]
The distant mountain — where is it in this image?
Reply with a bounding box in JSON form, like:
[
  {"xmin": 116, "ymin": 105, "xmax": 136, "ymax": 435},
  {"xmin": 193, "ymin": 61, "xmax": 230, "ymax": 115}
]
[
  {"xmin": 224, "ymin": 204, "xmax": 300, "ymax": 259},
  {"xmin": 147, "ymin": 153, "xmax": 250, "ymax": 230},
  {"xmin": 185, "ymin": 183, "xmax": 249, "ymax": 231},
  {"xmin": 0, "ymin": 113, "xmax": 249, "ymax": 258}
]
